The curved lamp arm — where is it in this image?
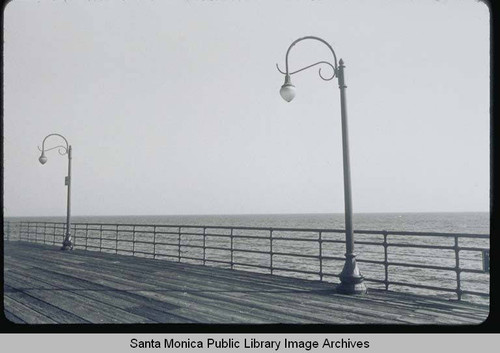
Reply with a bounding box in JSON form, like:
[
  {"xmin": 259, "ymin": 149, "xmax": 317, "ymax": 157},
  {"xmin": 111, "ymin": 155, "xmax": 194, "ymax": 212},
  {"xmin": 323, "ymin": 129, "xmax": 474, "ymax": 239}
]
[
  {"xmin": 38, "ymin": 133, "xmax": 70, "ymax": 156},
  {"xmin": 276, "ymin": 60, "xmax": 336, "ymax": 81},
  {"xmin": 276, "ymin": 36, "xmax": 339, "ymax": 81}
]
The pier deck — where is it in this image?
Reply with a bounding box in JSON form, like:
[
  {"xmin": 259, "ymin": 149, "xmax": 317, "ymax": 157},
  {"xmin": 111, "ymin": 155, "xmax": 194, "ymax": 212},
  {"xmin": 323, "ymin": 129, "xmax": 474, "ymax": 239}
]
[{"xmin": 3, "ymin": 242, "xmax": 489, "ymax": 325}]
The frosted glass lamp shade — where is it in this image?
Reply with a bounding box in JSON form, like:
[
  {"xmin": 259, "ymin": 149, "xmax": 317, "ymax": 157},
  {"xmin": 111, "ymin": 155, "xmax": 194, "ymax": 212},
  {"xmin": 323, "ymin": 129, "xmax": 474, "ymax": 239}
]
[
  {"xmin": 280, "ymin": 84, "xmax": 296, "ymax": 102},
  {"xmin": 39, "ymin": 154, "xmax": 47, "ymax": 165},
  {"xmin": 280, "ymin": 74, "xmax": 295, "ymax": 102},
  {"xmin": 279, "ymin": 74, "xmax": 295, "ymax": 102}
]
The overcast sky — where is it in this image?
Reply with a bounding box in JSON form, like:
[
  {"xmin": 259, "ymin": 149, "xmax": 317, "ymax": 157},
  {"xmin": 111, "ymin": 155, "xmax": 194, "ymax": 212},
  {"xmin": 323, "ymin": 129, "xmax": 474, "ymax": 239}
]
[{"xmin": 3, "ymin": 0, "xmax": 490, "ymax": 217}]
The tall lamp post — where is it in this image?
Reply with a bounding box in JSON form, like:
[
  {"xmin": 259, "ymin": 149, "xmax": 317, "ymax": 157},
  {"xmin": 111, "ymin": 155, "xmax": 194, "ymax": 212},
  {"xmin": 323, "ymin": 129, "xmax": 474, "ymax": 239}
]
[
  {"xmin": 38, "ymin": 133, "xmax": 73, "ymax": 251},
  {"xmin": 277, "ymin": 36, "xmax": 366, "ymax": 294}
]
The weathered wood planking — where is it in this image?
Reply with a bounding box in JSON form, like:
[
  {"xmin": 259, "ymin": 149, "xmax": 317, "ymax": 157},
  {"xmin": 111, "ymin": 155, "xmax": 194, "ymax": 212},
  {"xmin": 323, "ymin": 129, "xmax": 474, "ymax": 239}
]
[{"xmin": 3, "ymin": 241, "xmax": 489, "ymax": 324}]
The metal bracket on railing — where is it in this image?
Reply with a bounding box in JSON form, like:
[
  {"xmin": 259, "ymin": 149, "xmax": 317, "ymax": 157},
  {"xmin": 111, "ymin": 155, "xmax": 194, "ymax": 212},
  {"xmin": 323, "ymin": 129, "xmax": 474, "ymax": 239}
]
[{"xmin": 482, "ymin": 250, "xmax": 490, "ymax": 273}]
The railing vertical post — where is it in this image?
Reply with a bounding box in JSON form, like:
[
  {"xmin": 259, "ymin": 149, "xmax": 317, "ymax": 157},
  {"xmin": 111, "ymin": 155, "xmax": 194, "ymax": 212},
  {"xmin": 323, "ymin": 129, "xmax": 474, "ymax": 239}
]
[
  {"xmin": 319, "ymin": 231, "xmax": 323, "ymax": 281},
  {"xmin": 115, "ymin": 224, "xmax": 119, "ymax": 254},
  {"xmin": 99, "ymin": 224, "xmax": 103, "ymax": 252},
  {"xmin": 270, "ymin": 229, "xmax": 274, "ymax": 275},
  {"xmin": 454, "ymin": 236, "xmax": 462, "ymax": 300},
  {"xmin": 6, "ymin": 222, "xmax": 10, "ymax": 242},
  {"xmin": 482, "ymin": 250, "xmax": 490, "ymax": 273},
  {"xmin": 27, "ymin": 222, "xmax": 31, "ymax": 242},
  {"xmin": 153, "ymin": 226, "xmax": 157, "ymax": 259},
  {"xmin": 53, "ymin": 224, "xmax": 56, "ymax": 245},
  {"xmin": 203, "ymin": 227, "xmax": 206, "ymax": 265},
  {"xmin": 178, "ymin": 227, "xmax": 181, "ymax": 262},
  {"xmin": 72, "ymin": 224, "xmax": 76, "ymax": 248},
  {"xmin": 43, "ymin": 223, "xmax": 47, "ymax": 244},
  {"xmin": 383, "ymin": 231, "xmax": 389, "ymax": 291},
  {"xmin": 85, "ymin": 224, "xmax": 89, "ymax": 250},
  {"xmin": 132, "ymin": 225, "xmax": 136, "ymax": 256},
  {"xmin": 230, "ymin": 228, "xmax": 234, "ymax": 270}
]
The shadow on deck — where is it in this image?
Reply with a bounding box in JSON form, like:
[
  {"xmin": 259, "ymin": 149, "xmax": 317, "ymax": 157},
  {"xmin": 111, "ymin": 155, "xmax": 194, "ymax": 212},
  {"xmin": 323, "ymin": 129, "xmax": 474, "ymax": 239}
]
[{"xmin": 3, "ymin": 242, "xmax": 489, "ymax": 324}]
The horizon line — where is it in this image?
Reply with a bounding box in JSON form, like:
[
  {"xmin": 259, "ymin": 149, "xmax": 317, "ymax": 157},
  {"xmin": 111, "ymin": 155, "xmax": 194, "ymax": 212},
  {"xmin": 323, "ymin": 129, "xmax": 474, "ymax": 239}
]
[{"xmin": 4, "ymin": 210, "xmax": 490, "ymax": 218}]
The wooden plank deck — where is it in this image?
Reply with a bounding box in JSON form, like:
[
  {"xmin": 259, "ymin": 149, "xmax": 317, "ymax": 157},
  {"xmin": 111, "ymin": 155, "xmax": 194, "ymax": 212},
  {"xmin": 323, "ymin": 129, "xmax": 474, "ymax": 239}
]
[{"xmin": 3, "ymin": 241, "xmax": 489, "ymax": 325}]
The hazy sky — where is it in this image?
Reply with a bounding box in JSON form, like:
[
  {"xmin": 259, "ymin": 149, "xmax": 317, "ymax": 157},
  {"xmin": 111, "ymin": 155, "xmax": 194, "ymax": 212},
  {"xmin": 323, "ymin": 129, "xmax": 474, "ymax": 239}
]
[{"xmin": 3, "ymin": 0, "xmax": 490, "ymax": 217}]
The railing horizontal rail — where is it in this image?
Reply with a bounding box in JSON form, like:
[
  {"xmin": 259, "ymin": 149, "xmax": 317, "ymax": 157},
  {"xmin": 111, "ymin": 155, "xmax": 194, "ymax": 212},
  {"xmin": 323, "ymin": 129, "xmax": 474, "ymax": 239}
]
[
  {"xmin": 322, "ymin": 255, "xmax": 352, "ymax": 261},
  {"xmin": 269, "ymin": 266, "xmax": 321, "ymax": 276},
  {"xmin": 319, "ymin": 239, "xmax": 345, "ymax": 244},
  {"xmin": 17, "ymin": 221, "xmax": 490, "ymax": 237},
  {"xmin": 461, "ymin": 268, "xmax": 486, "ymax": 275},
  {"xmin": 232, "ymin": 248, "xmax": 271, "ymax": 255},
  {"xmin": 150, "ymin": 231, "xmax": 180, "ymax": 236},
  {"xmin": 44, "ymin": 221, "xmax": 482, "ymax": 235},
  {"xmin": 155, "ymin": 241, "xmax": 181, "ymax": 247},
  {"xmin": 4, "ymin": 220, "xmax": 489, "ymax": 302},
  {"xmin": 385, "ymin": 261, "xmax": 458, "ymax": 272},
  {"xmin": 461, "ymin": 290, "xmax": 489, "ymax": 298},
  {"xmin": 384, "ymin": 230, "xmax": 488, "ymax": 238},
  {"xmin": 357, "ymin": 259, "xmax": 387, "ymax": 265},
  {"xmin": 271, "ymin": 251, "xmax": 320, "ymax": 259},
  {"xmin": 377, "ymin": 280, "xmax": 459, "ymax": 293},
  {"xmin": 388, "ymin": 243, "xmax": 455, "ymax": 250}
]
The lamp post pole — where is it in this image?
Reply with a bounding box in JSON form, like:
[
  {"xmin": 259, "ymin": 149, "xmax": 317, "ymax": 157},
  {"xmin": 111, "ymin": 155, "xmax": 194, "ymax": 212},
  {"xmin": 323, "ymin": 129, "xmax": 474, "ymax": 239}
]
[
  {"xmin": 277, "ymin": 36, "xmax": 366, "ymax": 294},
  {"xmin": 65, "ymin": 145, "xmax": 72, "ymax": 250},
  {"xmin": 38, "ymin": 133, "xmax": 73, "ymax": 251}
]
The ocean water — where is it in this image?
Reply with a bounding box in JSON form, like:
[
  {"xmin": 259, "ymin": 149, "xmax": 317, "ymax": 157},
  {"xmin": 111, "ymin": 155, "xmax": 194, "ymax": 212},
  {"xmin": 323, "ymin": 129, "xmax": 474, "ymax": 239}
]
[{"xmin": 6, "ymin": 212, "xmax": 490, "ymax": 234}]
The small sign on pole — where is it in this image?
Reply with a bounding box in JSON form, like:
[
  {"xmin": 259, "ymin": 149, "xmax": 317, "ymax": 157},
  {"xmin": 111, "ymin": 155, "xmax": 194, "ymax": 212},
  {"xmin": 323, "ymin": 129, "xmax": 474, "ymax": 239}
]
[
  {"xmin": 482, "ymin": 250, "xmax": 489, "ymax": 273},
  {"xmin": 65, "ymin": 176, "xmax": 69, "ymax": 186}
]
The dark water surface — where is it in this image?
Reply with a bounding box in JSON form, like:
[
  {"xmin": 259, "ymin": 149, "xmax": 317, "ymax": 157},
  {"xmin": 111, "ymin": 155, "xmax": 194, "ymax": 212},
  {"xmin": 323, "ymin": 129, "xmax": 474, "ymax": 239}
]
[{"xmin": 7, "ymin": 212, "xmax": 490, "ymax": 234}]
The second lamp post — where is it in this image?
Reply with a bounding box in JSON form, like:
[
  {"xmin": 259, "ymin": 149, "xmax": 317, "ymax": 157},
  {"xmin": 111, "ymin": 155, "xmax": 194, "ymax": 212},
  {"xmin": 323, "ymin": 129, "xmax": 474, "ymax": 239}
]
[
  {"xmin": 38, "ymin": 133, "xmax": 73, "ymax": 251},
  {"xmin": 277, "ymin": 36, "xmax": 367, "ymax": 294}
]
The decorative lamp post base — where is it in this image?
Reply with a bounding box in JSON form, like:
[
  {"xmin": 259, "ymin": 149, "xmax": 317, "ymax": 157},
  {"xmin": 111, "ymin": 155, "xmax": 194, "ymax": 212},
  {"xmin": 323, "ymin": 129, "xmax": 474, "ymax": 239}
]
[
  {"xmin": 61, "ymin": 236, "xmax": 73, "ymax": 251},
  {"xmin": 337, "ymin": 253, "xmax": 367, "ymax": 294}
]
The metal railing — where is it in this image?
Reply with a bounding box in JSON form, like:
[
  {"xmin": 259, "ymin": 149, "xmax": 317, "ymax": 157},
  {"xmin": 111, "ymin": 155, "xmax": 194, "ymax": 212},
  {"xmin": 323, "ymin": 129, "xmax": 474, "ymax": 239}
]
[{"xmin": 3, "ymin": 221, "xmax": 489, "ymax": 301}]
